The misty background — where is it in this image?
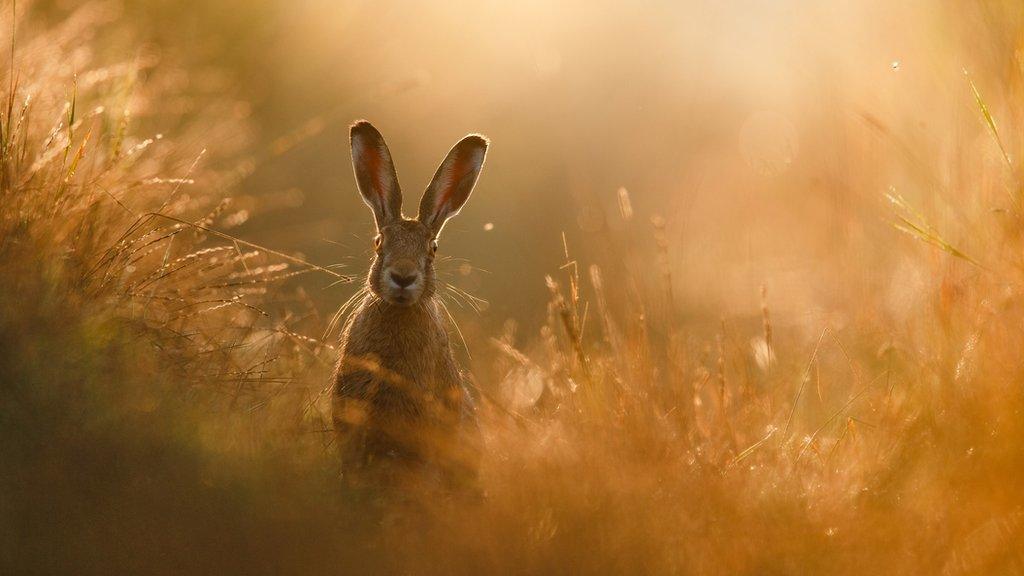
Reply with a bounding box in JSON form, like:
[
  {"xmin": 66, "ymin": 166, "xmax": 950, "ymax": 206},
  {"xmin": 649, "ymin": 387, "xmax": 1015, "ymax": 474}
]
[{"xmin": 37, "ymin": 0, "xmax": 1013, "ymax": 336}]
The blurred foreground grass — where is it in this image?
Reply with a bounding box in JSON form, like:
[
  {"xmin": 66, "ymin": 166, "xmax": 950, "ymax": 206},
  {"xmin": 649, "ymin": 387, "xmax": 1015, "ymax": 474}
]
[{"xmin": 2, "ymin": 2, "xmax": 1024, "ymax": 575}]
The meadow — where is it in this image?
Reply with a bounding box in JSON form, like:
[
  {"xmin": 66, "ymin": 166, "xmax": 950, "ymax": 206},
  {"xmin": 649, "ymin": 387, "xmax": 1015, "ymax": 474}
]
[{"xmin": 1, "ymin": 1, "xmax": 1023, "ymax": 574}]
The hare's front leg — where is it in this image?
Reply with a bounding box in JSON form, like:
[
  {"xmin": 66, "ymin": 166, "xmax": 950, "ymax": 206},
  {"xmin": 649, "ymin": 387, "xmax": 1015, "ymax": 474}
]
[
  {"xmin": 436, "ymin": 380, "xmax": 482, "ymax": 490},
  {"xmin": 332, "ymin": 372, "xmax": 374, "ymax": 483}
]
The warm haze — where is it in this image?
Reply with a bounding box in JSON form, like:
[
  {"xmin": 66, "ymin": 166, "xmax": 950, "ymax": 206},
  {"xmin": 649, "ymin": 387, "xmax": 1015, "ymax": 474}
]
[{"xmin": 2, "ymin": 1, "xmax": 1023, "ymax": 574}]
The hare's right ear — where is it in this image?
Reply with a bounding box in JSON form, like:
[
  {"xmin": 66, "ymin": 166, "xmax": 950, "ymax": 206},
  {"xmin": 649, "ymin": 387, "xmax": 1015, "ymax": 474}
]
[{"xmin": 350, "ymin": 120, "xmax": 402, "ymax": 229}]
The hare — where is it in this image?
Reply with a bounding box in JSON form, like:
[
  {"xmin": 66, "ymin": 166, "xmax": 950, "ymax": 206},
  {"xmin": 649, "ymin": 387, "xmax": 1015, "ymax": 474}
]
[{"xmin": 332, "ymin": 120, "xmax": 487, "ymax": 487}]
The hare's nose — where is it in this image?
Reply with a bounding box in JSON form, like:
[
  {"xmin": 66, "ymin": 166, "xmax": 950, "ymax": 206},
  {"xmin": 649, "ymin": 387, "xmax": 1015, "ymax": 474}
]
[{"xmin": 390, "ymin": 271, "xmax": 418, "ymax": 288}]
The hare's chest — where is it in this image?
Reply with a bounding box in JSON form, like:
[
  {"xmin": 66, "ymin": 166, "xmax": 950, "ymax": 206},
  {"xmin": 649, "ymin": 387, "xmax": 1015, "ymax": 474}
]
[{"xmin": 339, "ymin": 303, "xmax": 453, "ymax": 390}]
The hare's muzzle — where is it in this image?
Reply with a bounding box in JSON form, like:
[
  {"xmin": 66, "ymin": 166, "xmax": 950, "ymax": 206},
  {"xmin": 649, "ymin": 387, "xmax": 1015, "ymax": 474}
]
[
  {"xmin": 390, "ymin": 271, "xmax": 418, "ymax": 288},
  {"xmin": 382, "ymin": 260, "xmax": 424, "ymax": 305}
]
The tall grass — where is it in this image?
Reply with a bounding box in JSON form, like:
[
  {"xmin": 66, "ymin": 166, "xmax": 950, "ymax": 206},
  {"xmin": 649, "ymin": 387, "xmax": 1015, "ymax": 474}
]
[
  {"xmin": 2, "ymin": 2, "xmax": 1024, "ymax": 575},
  {"xmin": 0, "ymin": 5, "xmax": 367, "ymax": 573}
]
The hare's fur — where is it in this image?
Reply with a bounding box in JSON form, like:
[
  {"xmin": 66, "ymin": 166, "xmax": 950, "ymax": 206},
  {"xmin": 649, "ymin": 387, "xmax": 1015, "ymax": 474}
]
[{"xmin": 332, "ymin": 121, "xmax": 487, "ymax": 484}]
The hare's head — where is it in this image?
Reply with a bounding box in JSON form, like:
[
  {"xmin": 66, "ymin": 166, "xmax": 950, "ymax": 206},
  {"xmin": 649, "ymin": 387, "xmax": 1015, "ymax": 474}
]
[{"xmin": 349, "ymin": 120, "xmax": 488, "ymax": 306}]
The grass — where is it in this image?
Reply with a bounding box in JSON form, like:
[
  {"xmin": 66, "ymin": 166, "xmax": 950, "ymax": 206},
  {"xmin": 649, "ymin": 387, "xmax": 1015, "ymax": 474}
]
[{"xmin": 2, "ymin": 2, "xmax": 1024, "ymax": 575}]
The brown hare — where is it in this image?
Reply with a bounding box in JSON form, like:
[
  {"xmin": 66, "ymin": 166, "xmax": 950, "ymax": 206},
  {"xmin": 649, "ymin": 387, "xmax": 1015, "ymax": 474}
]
[{"xmin": 333, "ymin": 120, "xmax": 487, "ymax": 487}]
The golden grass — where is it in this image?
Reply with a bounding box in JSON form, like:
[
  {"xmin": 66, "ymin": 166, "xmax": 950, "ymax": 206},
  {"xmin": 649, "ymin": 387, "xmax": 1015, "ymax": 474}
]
[{"xmin": 2, "ymin": 2, "xmax": 1024, "ymax": 575}]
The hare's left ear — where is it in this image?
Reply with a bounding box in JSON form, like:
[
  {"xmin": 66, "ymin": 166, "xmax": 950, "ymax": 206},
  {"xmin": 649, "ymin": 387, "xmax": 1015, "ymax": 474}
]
[{"xmin": 418, "ymin": 134, "xmax": 488, "ymax": 237}]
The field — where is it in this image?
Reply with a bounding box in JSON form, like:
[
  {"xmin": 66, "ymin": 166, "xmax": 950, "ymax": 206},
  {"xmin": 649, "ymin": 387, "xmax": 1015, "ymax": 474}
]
[{"xmin": 2, "ymin": 1, "xmax": 1024, "ymax": 574}]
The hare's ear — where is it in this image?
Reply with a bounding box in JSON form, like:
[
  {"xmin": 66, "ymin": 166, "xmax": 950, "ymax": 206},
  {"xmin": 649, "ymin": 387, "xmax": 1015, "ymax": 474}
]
[
  {"xmin": 350, "ymin": 120, "xmax": 402, "ymax": 229},
  {"xmin": 418, "ymin": 134, "xmax": 488, "ymax": 237}
]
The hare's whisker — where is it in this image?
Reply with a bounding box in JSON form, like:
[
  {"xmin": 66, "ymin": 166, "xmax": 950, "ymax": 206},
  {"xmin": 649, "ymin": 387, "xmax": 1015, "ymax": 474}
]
[
  {"xmin": 322, "ymin": 284, "xmax": 369, "ymax": 341},
  {"xmin": 442, "ymin": 281, "xmax": 488, "ymax": 314},
  {"xmin": 436, "ymin": 297, "xmax": 472, "ymax": 361}
]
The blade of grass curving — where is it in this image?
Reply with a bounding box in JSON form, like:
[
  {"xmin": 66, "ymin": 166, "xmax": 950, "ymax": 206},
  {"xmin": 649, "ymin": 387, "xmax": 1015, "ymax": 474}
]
[
  {"xmin": 145, "ymin": 212, "xmax": 352, "ymax": 281},
  {"xmin": 885, "ymin": 191, "xmax": 986, "ymax": 269}
]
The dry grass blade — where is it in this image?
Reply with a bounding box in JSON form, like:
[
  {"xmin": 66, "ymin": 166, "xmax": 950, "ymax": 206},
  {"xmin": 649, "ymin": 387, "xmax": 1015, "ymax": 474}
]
[
  {"xmin": 729, "ymin": 426, "xmax": 777, "ymax": 469},
  {"xmin": 144, "ymin": 212, "xmax": 353, "ymax": 281},
  {"xmin": 966, "ymin": 71, "xmax": 1013, "ymax": 172},
  {"xmin": 885, "ymin": 191, "xmax": 986, "ymax": 269},
  {"xmin": 782, "ymin": 327, "xmax": 829, "ymax": 441},
  {"xmin": 794, "ymin": 371, "xmax": 886, "ymax": 463}
]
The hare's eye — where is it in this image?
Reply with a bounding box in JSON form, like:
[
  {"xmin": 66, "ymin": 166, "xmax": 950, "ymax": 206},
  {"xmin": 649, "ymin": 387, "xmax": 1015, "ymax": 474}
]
[
  {"xmin": 430, "ymin": 240, "xmax": 438, "ymax": 254},
  {"xmin": 373, "ymin": 235, "xmax": 383, "ymax": 250}
]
